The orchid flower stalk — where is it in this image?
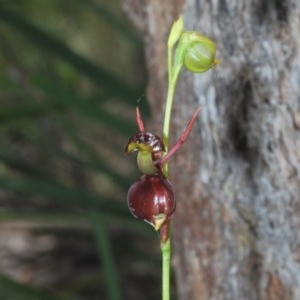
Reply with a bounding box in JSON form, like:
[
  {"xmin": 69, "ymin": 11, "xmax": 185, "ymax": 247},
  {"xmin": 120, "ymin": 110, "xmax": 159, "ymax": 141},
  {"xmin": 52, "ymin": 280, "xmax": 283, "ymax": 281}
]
[{"xmin": 125, "ymin": 16, "xmax": 218, "ymax": 300}]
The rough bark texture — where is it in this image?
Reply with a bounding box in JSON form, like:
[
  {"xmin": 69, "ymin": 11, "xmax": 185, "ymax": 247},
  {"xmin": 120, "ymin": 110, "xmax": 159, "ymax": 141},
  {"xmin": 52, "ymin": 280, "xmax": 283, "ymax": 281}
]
[{"xmin": 123, "ymin": 1, "xmax": 300, "ymax": 299}]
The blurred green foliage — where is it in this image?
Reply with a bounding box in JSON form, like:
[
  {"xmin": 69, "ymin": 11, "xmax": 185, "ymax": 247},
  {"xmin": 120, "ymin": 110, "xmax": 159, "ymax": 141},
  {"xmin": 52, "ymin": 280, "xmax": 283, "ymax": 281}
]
[{"xmin": 0, "ymin": 1, "xmax": 164, "ymax": 300}]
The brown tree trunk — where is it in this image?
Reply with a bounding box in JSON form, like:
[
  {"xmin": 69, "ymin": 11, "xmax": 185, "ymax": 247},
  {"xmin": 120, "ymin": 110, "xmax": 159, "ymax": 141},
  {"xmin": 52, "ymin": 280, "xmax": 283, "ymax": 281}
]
[{"xmin": 123, "ymin": 1, "xmax": 300, "ymax": 299}]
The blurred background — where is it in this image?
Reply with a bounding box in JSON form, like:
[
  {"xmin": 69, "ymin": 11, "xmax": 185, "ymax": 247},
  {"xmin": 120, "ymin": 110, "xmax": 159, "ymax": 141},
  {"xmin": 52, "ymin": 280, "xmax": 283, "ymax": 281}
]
[{"xmin": 0, "ymin": 1, "xmax": 176, "ymax": 299}]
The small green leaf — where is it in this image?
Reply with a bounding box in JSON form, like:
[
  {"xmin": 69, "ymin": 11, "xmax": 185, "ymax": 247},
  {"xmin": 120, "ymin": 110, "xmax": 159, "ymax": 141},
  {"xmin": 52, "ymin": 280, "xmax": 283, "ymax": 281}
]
[
  {"xmin": 0, "ymin": 275, "xmax": 69, "ymax": 300},
  {"xmin": 167, "ymin": 16, "xmax": 184, "ymax": 49}
]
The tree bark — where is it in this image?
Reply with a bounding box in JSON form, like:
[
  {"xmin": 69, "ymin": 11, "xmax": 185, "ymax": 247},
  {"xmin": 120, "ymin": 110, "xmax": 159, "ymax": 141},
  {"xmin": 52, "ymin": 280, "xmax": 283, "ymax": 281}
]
[{"xmin": 123, "ymin": 1, "xmax": 300, "ymax": 299}]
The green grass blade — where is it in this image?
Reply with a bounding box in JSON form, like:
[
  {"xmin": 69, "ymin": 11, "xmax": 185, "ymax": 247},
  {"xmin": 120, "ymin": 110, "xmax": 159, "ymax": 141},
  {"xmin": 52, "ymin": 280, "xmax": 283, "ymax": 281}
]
[
  {"xmin": 0, "ymin": 142, "xmax": 131, "ymax": 191},
  {"xmin": 0, "ymin": 5, "xmax": 139, "ymax": 101},
  {"xmin": 0, "ymin": 149, "xmax": 50, "ymax": 179},
  {"xmin": 0, "ymin": 175, "xmax": 128, "ymax": 216},
  {"xmin": 91, "ymin": 211, "xmax": 121, "ymax": 300},
  {"xmin": 0, "ymin": 210, "xmax": 152, "ymax": 238},
  {"xmin": 34, "ymin": 77, "xmax": 136, "ymax": 135},
  {"xmin": 0, "ymin": 102, "xmax": 60, "ymax": 125},
  {"xmin": 52, "ymin": 148, "xmax": 132, "ymax": 190},
  {"xmin": 76, "ymin": 0, "xmax": 142, "ymax": 46},
  {"xmin": 0, "ymin": 275, "xmax": 71, "ymax": 300},
  {"xmin": 0, "ymin": 211, "xmax": 154, "ymax": 237}
]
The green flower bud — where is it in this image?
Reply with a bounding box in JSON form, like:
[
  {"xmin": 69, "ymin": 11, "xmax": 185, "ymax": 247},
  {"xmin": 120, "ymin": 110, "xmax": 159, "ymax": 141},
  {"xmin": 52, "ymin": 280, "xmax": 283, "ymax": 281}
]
[{"xmin": 177, "ymin": 31, "xmax": 219, "ymax": 73}]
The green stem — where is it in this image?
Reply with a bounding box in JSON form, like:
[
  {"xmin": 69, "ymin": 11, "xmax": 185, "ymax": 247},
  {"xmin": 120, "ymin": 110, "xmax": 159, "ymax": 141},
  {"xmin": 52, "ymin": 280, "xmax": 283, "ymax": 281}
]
[
  {"xmin": 161, "ymin": 34, "xmax": 181, "ymax": 300},
  {"xmin": 160, "ymin": 41, "xmax": 182, "ymax": 300},
  {"xmin": 163, "ymin": 79, "xmax": 175, "ymax": 150},
  {"xmin": 162, "ymin": 64, "xmax": 182, "ymax": 177},
  {"xmin": 161, "ymin": 235, "xmax": 171, "ymax": 300},
  {"xmin": 163, "ymin": 46, "xmax": 174, "ymax": 149}
]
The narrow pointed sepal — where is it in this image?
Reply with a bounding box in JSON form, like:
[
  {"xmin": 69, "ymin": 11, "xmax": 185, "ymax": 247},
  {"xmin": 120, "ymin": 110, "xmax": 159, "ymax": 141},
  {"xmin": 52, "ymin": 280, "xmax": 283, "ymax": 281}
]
[{"xmin": 161, "ymin": 106, "xmax": 202, "ymax": 165}]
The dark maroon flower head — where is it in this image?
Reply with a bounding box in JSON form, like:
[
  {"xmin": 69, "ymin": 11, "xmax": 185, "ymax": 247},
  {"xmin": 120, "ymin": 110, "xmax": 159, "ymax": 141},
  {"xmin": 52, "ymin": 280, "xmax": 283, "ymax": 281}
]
[
  {"xmin": 127, "ymin": 175, "xmax": 175, "ymax": 230},
  {"xmin": 125, "ymin": 132, "xmax": 165, "ymax": 154},
  {"xmin": 125, "ymin": 106, "xmax": 202, "ymax": 176},
  {"xmin": 125, "ymin": 106, "xmax": 202, "ymax": 230}
]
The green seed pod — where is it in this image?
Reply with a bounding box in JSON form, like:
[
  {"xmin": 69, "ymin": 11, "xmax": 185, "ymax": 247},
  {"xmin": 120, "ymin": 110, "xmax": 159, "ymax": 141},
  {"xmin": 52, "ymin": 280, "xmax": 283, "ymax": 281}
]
[{"xmin": 178, "ymin": 31, "xmax": 219, "ymax": 73}]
